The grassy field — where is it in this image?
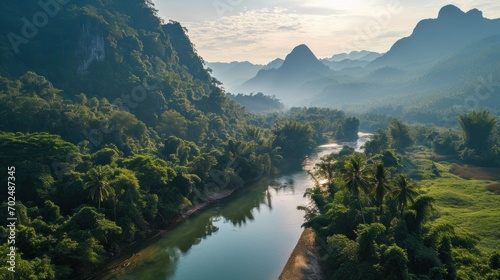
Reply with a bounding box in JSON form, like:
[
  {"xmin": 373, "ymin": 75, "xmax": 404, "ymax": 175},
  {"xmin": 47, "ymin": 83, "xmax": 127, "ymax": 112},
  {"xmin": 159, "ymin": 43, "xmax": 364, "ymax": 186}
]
[{"xmin": 408, "ymin": 147, "xmax": 500, "ymax": 254}]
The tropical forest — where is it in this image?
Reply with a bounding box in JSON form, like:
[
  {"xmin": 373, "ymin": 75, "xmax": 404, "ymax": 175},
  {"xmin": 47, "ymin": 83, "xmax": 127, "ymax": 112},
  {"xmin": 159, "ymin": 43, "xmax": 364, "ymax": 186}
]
[{"xmin": 0, "ymin": 1, "xmax": 499, "ymax": 280}]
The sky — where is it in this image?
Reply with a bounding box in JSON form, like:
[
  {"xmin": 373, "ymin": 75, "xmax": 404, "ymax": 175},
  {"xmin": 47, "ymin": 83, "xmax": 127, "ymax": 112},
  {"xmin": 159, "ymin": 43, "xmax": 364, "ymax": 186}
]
[{"xmin": 152, "ymin": 1, "xmax": 500, "ymax": 64}]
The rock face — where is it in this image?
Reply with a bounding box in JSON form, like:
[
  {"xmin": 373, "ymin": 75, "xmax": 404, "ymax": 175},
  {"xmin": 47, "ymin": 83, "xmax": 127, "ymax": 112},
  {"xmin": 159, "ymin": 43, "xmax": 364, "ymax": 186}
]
[
  {"xmin": 279, "ymin": 228, "xmax": 322, "ymax": 280},
  {"xmin": 77, "ymin": 21, "xmax": 105, "ymax": 75}
]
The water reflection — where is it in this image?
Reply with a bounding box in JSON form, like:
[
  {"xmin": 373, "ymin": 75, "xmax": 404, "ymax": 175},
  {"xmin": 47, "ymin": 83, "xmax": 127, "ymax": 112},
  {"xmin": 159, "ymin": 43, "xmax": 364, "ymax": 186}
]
[
  {"xmin": 100, "ymin": 179, "xmax": 275, "ymax": 279},
  {"xmin": 266, "ymin": 189, "xmax": 272, "ymax": 210},
  {"xmin": 99, "ymin": 133, "xmax": 372, "ymax": 280}
]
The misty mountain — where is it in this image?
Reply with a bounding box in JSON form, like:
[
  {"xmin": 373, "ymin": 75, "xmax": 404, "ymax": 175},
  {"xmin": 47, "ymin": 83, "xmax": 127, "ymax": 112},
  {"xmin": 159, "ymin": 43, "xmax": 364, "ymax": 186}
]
[
  {"xmin": 242, "ymin": 44, "xmax": 331, "ymax": 105},
  {"xmin": 416, "ymin": 34, "xmax": 500, "ymax": 88},
  {"xmin": 207, "ymin": 61, "xmax": 263, "ymax": 92},
  {"xmin": 263, "ymin": 58, "xmax": 284, "ymax": 70},
  {"xmin": 307, "ymin": 4, "xmax": 500, "ymax": 125},
  {"xmin": 206, "ymin": 58, "xmax": 283, "ymax": 93},
  {"xmin": 328, "ymin": 50, "xmax": 382, "ymax": 62},
  {"xmin": 370, "ymin": 5, "xmax": 500, "ymax": 68},
  {"xmin": 321, "ymin": 58, "xmax": 371, "ymax": 71}
]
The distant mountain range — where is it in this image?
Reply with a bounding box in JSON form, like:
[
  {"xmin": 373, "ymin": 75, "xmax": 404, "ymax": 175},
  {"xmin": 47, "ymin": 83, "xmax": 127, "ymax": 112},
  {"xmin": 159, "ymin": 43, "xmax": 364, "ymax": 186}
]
[
  {"xmin": 208, "ymin": 5, "xmax": 500, "ymax": 124},
  {"xmin": 208, "ymin": 50, "xmax": 380, "ymax": 95},
  {"xmin": 241, "ymin": 44, "xmax": 332, "ymax": 104},
  {"xmin": 327, "ymin": 50, "xmax": 382, "ymax": 62},
  {"xmin": 369, "ymin": 4, "xmax": 500, "ymax": 68},
  {"xmin": 206, "ymin": 59, "xmax": 283, "ymax": 93}
]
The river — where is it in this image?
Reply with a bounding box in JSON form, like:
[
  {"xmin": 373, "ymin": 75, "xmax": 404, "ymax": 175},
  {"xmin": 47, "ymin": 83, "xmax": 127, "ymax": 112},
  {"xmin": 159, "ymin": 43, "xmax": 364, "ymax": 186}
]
[{"xmin": 98, "ymin": 133, "xmax": 372, "ymax": 280}]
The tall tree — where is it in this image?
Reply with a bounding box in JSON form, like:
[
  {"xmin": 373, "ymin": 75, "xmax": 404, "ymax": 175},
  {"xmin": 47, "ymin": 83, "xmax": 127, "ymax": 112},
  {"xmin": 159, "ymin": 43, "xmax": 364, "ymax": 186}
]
[
  {"xmin": 341, "ymin": 154, "xmax": 372, "ymax": 224},
  {"xmin": 458, "ymin": 111, "xmax": 497, "ymax": 153},
  {"xmin": 363, "ymin": 128, "xmax": 390, "ymax": 156},
  {"xmin": 392, "ymin": 174, "xmax": 419, "ymax": 217},
  {"xmin": 389, "ymin": 119, "xmax": 414, "ymax": 152},
  {"xmin": 374, "ymin": 162, "xmax": 391, "ymax": 216},
  {"xmin": 335, "ymin": 117, "xmax": 360, "ymax": 141},
  {"xmin": 314, "ymin": 153, "xmax": 337, "ymax": 195},
  {"xmin": 84, "ymin": 166, "xmax": 113, "ymax": 210},
  {"xmin": 273, "ymin": 120, "xmax": 316, "ymax": 159}
]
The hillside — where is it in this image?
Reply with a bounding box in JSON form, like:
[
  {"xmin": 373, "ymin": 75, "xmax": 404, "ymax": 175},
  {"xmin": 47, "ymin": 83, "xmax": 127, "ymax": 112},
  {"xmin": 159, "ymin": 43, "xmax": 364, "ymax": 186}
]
[
  {"xmin": 308, "ymin": 5, "xmax": 500, "ymax": 124},
  {"xmin": 0, "ymin": 1, "xmax": 308, "ymax": 279},
  {"xmin": 370, "ymin": 5, "xmax": 500, "ymax": 68}
]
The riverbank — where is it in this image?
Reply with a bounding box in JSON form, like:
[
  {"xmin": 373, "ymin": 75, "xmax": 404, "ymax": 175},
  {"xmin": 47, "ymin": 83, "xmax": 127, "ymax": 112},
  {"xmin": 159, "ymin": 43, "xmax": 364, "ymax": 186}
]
[
  {"xmin": 279, "ymin": 228, "xmax": 322, "ymax": 280},
  {"xmin": 83, "ymin": 189, "xmax": 236, "ymax": 280}
]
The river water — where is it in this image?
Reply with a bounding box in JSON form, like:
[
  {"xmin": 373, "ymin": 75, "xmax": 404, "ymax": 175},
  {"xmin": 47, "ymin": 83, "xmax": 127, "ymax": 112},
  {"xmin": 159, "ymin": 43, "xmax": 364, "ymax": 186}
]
[{"xmin": 100, "ymin": 133, "xmax": 371, "ymax": 280}]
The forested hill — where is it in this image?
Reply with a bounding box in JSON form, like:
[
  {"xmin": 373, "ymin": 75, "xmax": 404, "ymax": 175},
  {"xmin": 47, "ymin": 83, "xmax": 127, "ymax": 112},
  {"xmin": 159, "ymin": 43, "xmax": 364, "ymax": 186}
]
[
  {"xmin": 0, "ymin": 0, "xmax": 233, "ymax": 129},
  {"xmin": 0, "ymin": 1, "xmax": 360, "ymax": 279}
]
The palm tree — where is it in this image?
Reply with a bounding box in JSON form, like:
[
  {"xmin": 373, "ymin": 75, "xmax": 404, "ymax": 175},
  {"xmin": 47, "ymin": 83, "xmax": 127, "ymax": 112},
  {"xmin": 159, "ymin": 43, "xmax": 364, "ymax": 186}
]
[
  {"xmin": 225, "ymin": 139, "xmax": 251, "ymax": 160},
  {"xmin": 273, "ymin": 120, "xmax": 315, "ymax": 158},
  {"xmin": 373, "ymin": 162, "xmax": 391, "ymax": 216},
  {"xmin": 315, "ymin": 154, "xmax": 338, "ymax": 195},
  {"xmin": 392, "ymin": 174, "xmax": 419, "ymax": 217},
  {"xmin": 245, "ymin": 126, "xmax": 263, "ymax": 143},
  {"xmin": 341, "ymin": 154, "xmax": 372, "ymax": 224},
  {"xmin": 85, "ymin": 165, "xmax": 113, "ymax": 210}
]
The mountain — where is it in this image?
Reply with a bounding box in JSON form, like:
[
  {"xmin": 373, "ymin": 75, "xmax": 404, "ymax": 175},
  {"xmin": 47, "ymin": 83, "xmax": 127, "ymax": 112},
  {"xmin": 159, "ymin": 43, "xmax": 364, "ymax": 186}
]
[
  {"xmin": 306, "ymin": 4, "xmax": 500, "ymax": 125},
  {"xmin": 206, "ymin": 61, "xmax": 263, "ymax": 92},
  {"xmin": 206, "ymin": 58, "xmax": 283, "ymax": 93},
  {"xmin": 263, "ymin": 58, "xmax": 284, "ymax": 70},
  {"xmin": 370, "ymin": 5, "xmax": 500, "ymax": 68},
  {"xmin": 328, "ymin": 50, "xmax": 382, "ymax": 62},
  {"xmin": 321, "ymin": 58, "xmax": 371, "ymax": 71},
  {"xmin": 278, "ymin": 44, "xmax": 330, "ymax": 74},
  {"xmin": 242, "ymin": 44, "xmax": 331, "ymax": 105},
  {"xmin": 0, "ymin": 1, "xmax": 286, "ymax": 278}
]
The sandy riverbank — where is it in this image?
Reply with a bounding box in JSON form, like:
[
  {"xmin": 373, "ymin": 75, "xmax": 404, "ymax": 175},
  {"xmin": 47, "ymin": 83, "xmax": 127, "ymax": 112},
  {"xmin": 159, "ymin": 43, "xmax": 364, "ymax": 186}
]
[{"xmin": 279, "ymin": 228, "xmax": 322, "ymax": 280}]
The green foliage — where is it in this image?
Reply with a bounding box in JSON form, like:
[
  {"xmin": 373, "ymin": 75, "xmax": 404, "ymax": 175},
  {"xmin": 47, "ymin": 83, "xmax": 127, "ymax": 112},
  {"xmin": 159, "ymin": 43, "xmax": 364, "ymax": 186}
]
[
  {"xmin": 389, "ymin": 119, "xmax": 414, "ymax": 152},
  {"xmin": 227, "ymin": 92, "xmax": 284, "ymax": 113},
  {"xmin": 458, "ymin": 111, "xmax": 496, "ymax": 153},
  {"xmin": 123, "ymin": 155, "xmax": 174, "ymax": 190},
  {"xmin": 340, "ymin": 153, "xmax": 372, "ymax": 224},
  {"xmin": 335, "ymin": 117, "xmax": 360, "ymax": 141},
  {"xmin": 92, "ymin": 148, "xmax": 119, "ymax": 166},
  {"xmin": 301, "ymin": 143, "xmax": 494, "ymax": 280},
  {"xmin": 84, "ymin": 165, "xmax": 114, "ymax": 210},
  {"xmin": 0, "ymin": 0, "xmax": 302, "ymax": 277},
  {"xmin": 392, "ymin": 174, "xmax": 419, "ymax": 217},
  {"xmin": 273, "ymin": 120, "xmax": 316, "ymax": 159},
  {"xmin": 285, "ymin": 107, "xmax": 356, "ymax": 143},
  {"xmin": 363, "ymin": 129, "xmax": 390, "ymax": 156},
  {"xmin": 432, "ymin": 130, "xmax": 461, "ymax": 156},
  {"xmin": 458, "ymin": 111, "xmax": 498, "ymax": 166},
  {"xmin": 373, "ymin": 163, "xmax": 391, "ymax": 215},
  {"xmin": 379, "ymin": 245, "xmax": 410, "ymax": 280},
  {"xmin": 490, "ymin": 252, "xmax": 500, "ymax": 270}
]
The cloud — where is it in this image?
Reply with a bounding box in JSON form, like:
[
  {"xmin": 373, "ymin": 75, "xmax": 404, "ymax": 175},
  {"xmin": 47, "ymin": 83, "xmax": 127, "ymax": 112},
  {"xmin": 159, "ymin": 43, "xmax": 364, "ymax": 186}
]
[
  {"xmin": 154, "ymin": 0, "xmax": 500, "ymax": 63},
  {"xmin": 183, "ymin": 5, "xmax": 405, "ymax": 63},
  {"xmin": 183, "ymin": 8, "xmax": 318, "ymax": 63}
]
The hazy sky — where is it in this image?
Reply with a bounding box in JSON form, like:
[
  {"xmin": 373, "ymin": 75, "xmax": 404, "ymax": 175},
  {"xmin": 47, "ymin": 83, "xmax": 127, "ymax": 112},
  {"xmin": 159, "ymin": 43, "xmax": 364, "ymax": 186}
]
[{"xmin": 153, "ymin": 1, "xmax": 500, "ymax": 64}]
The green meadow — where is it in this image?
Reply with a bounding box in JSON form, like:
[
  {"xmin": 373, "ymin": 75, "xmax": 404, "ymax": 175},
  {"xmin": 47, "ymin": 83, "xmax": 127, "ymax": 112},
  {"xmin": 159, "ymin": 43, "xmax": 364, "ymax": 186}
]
[{"xmin": 411, "ymin": 148, "xmax": 500, "ymax": 254}]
